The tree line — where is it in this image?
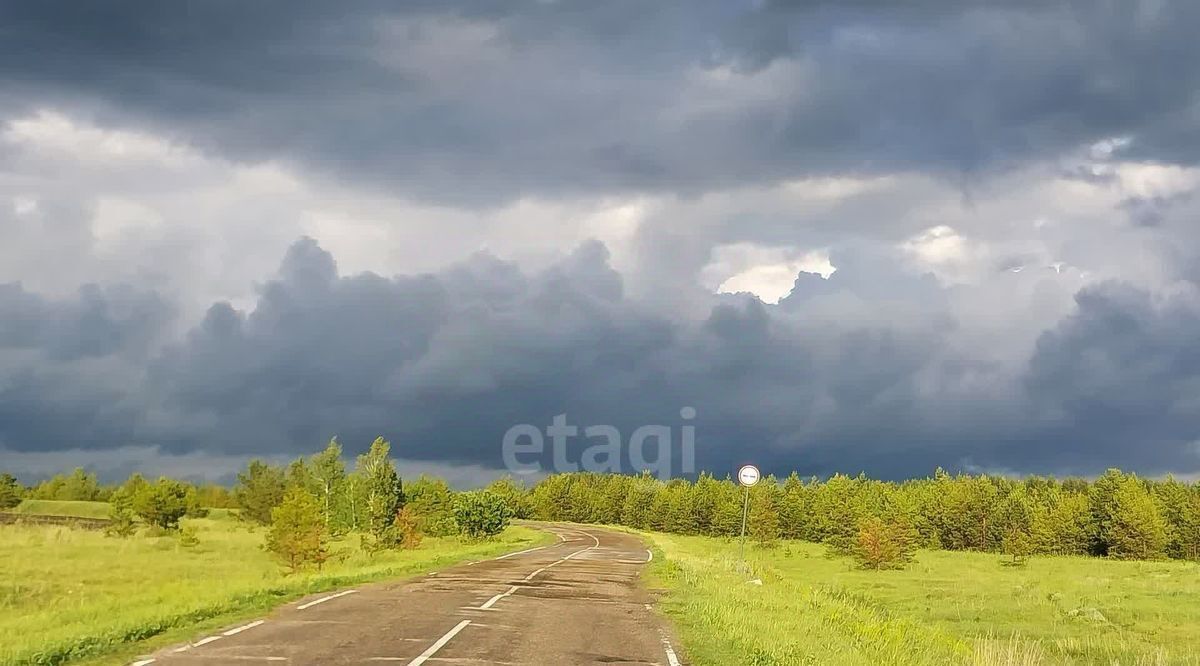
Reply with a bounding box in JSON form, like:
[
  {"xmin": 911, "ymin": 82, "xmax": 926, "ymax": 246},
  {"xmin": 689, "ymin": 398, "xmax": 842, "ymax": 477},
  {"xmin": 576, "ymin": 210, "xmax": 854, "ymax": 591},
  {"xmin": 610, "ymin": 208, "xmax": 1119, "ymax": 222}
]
[
  {"xmin": 0, "ymin": 438, "xmax": 519, "ymax": 572},
  {"xmin": 525, "ymin": 468, "xmax": 1200, "ymax": 563},
  {"xmin": 8, "ymin": 456, "xmax": 1197, "ymax": 566},
  {"xmin": 0, "ymin": 466, "xmax": 236, "ymax": 509},
  {"xmin": 231, "ymin": 437, "xmax": 518, "ymax": 554}
]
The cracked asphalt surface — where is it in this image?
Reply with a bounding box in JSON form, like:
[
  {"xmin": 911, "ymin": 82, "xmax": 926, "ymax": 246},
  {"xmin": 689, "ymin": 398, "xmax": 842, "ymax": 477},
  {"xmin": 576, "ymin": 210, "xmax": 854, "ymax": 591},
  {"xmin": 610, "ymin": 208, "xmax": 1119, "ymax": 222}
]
[{"xmin": 133, "ymin": 523, "xmax": 684, "ymax": 666}]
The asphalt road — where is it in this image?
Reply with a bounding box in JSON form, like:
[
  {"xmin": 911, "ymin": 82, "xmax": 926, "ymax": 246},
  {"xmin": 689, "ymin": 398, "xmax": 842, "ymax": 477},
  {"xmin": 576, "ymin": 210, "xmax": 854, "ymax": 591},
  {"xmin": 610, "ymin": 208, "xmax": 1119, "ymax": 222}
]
[{"xmin": 131, "ymin": 524, "xmax": 685, "ymax": 666}]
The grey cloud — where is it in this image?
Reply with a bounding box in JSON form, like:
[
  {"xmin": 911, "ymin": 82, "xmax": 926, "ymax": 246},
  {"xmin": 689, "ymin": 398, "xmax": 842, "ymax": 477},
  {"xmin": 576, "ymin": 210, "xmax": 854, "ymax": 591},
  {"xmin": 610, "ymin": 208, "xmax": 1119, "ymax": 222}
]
[
  {"xmin": 9, "ymin": 237, "xmax": 1196, "ymax": 482},
  {"xmin": 1022, "ymin": 282, "xmax": 1200, "ymax": 472},
  {"xmin": 0, "ymin": 281, "xmax": 170, "ymax": 455},
  {"xmin": 3, "ymin": 1, "xmax": 1198, "ymax": 204}
]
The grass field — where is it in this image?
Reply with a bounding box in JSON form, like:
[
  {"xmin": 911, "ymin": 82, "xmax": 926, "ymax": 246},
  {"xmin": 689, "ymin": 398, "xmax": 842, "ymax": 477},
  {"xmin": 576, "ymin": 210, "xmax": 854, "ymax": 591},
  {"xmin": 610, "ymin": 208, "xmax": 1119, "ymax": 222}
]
[
  {"xmin": 643, "ymin": 534, "xmax": 1200, "ymax": 666},
  {"xmin": 0, "ymin": 518, "xmax": 550, "ymax": 666},
  {"xmin": 7, "ymin": 500, "xmax": 113, "ymax": 520}
]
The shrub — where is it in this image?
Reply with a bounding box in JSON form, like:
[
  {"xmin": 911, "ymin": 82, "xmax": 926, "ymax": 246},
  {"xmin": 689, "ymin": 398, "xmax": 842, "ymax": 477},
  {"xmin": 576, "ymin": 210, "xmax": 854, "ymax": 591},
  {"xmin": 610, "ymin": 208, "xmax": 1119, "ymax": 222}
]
[
  {"xmin": 266, "ymin": 486, "xmax": 328, "ymax": 572},
  {"xmin": 179, "ymin": 524, "xmax": 201, "ymax": 548},
  {"xmin": 853, "ymin": 516, "xmax": 915, "ymax": 570},
  {"xmin": 134, "ymin": 478, "xmax": 193, "ymax": 530},
  {"xmin": 454, "ymin": 490, "xmax": 511, "ymax": 540}
]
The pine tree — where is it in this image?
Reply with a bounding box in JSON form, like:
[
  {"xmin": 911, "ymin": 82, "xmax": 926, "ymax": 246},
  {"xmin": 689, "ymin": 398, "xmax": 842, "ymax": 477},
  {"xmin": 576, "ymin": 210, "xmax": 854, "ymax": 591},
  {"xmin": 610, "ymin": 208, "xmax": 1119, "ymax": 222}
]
[
  {"xmin": 486, "ymin": 476, "xmax": 532, "ymax": 519},
  {"xmin": 266, "ymin": 486, "xmax": 328, "ymax": 573},
  {"xmin": 1088, "ymin": 468, "xmax": 1126, "ymax": 556},
  {"xmin": 709, "ymin": 477, "xmax": 744, "ymax": 537},
  {"xmin": 853, "ymin": 516, "xmax": 915, "ymax": 569},
  {"xmin": 105, "ymin": 486, "xmax": 138, "ymax": 537},
  {"xmin": 748, "ymin": 484, "xmax": 781, "ymax": 546},
  {"xmin": 235, "ymin": 460, "xmax": 287, "ymax": 525},
  {"xmin": 690, "ymin": 473, "xmax": 720, "ymax": 535},
  {"xmin": 1107, "ymin": 477, "xmax": 1168, "ymax": 560},
  {"xmin": 392, "ymin": 505, "xmax": 423, "ymax": 549},
  {"xmin": 1155, "ymin": 477, "xmax": 1200, "ymax": 560},
  {"xmin": 406, "ymin": 475, "xmax": 458, "ymax": 536},
  {"xmin": 286, "ymin": 457, "xmax": 315, "ymax": 493},
  {"xmin": 811, "ymin": 474, "xmax": 861, "ymax": 553},
  {"xmin": 0, "ymin": 473, "xmax": 22, "ymax": 509},
  {"xmin": 619, "ymin": 476, "xmax": 657, "ymax": 529},
  {"xmin": 1001, "ymin": 525, "xmax": 1034, "ymax": 566},
  {"xmin": 779, "ymin": 473, "xmax": 811, "ymax": 540}
]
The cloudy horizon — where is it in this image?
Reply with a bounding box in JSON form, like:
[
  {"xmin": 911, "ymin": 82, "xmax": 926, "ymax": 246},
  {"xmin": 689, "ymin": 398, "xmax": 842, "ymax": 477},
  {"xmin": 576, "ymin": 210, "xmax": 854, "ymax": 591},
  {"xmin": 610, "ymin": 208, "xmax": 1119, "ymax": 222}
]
[{"xmin": 3, "ymin": 0, "xmax": 1200, "ymax": 485}]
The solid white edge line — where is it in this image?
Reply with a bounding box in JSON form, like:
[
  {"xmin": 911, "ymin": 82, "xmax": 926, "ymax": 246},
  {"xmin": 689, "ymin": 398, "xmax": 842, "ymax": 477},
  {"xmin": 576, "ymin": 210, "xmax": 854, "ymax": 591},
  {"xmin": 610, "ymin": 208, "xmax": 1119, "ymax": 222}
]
[
  {"xmin": 223, "ymin": 619, "xmax": 265, "ymax": 636},
  {"xmin": 646, "ymin": 549, "xmax": 653, "ymax": 562},
  {"xmin": 297, "ymin": 589, "xmax": 357, "ymax": 610},
  {"xmin": 408, "ymin": 619, "xmax": 472, "ymax": 666},
  {"xmin": 661, "ymin": 635, "xmax": 682, "ymax": 666},
  {"xmin": 643, "ymin": 571, "xmax": 680, "ymax": 666},
  {"xmin": 130, "ymin": 660, "xmax": 155, "ymax": 666}
]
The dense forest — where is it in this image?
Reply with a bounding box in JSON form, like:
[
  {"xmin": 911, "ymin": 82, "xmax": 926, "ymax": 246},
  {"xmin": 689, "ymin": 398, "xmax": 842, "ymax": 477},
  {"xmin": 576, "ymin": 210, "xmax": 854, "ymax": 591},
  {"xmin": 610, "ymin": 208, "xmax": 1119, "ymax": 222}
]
[{"xmin": 6, "ymin": 448, "xmax": 1199, "ymax": 563}]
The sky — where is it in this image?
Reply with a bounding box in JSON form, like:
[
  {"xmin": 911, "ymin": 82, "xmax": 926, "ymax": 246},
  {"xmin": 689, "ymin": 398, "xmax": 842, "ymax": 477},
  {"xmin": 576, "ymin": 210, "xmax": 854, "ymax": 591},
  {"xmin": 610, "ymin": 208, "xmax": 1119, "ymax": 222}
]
[{"xmin": 2, "ymin": 0, "xmax": 1200, "ymax": 485}]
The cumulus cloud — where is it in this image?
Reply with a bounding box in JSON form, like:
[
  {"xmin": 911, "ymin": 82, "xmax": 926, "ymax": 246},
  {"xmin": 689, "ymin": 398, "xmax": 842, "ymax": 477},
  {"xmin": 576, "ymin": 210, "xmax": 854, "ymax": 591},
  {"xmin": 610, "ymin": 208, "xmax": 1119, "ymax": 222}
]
[
  {"xmin": 3, "ymin": 235, "xmax": 1198, "ymax": 482},
  {"xmin": 3, "ymin": 1, "xmax": 1200, "ymax": 482}
]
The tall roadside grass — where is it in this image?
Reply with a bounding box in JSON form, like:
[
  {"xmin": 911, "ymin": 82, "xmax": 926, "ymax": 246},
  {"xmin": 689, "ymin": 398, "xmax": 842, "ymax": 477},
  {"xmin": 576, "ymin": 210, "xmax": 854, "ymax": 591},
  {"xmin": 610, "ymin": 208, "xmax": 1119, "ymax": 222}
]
[
  {"xmin": 642, "ymin": 533, "xmax": 1200, "ymax": 665},
  {"xmin": 0, "ymin": 520, "xmax": 549, "ymax": 666}
]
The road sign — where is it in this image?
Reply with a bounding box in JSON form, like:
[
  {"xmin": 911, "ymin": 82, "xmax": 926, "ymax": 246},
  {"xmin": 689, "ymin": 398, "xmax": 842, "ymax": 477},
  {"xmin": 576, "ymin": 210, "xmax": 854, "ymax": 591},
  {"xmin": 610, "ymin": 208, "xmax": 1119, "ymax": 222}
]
[{"xmin": 737, "ymin": 464, "xmax": 760, "ymax": 487}]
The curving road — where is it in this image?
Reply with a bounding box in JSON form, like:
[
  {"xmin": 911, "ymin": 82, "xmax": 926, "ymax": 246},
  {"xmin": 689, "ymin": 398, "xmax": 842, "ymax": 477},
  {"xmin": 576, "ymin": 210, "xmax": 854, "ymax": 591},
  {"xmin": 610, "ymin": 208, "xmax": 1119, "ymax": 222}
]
[{"xmin": 131, "ymin": 524, "xmax": 685, "ymax": 666}]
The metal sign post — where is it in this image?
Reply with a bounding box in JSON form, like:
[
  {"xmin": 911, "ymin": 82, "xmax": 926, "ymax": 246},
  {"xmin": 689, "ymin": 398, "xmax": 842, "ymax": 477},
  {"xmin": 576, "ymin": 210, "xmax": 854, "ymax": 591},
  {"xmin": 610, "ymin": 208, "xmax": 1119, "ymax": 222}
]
[{"xmin": 737, "ymin": 464, "xmax": 760, "ymax": 564}]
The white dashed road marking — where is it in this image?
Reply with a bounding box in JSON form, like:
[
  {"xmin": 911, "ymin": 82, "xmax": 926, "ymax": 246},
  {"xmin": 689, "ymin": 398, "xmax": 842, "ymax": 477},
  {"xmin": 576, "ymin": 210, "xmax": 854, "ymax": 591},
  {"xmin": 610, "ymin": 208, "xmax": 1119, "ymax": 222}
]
[
  {"xmin": 222, "ymin": 620, "xmax": 265, "ymax": 636},
  {"xmin": 493, "ymin": 545, "xmax": 547, "ymax": 560},
  {"xmin": 478, "ymin": 585, "xmax": 520, "ymax": 610},
  {"xmin": 408, "ymin": 619, "xmax": 472, "ymax": 666},
  {"xmin": 297, "ymin": 589, "xmax": 357, "ymax": 610},
  {"xmin": 194, "ymin": 636, "xmax": 222, "ymax": 647}
]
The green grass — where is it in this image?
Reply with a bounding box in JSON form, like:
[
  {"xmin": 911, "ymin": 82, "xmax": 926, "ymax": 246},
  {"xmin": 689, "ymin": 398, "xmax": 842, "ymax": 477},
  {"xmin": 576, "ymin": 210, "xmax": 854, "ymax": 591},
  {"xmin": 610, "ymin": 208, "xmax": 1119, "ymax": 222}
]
[
  {"xmin": 643, "ymin": 534, "xmax": 1200, "ymax": 665},
  {"xmin": 7, "ymin": 500, "xmax": 112, "ymax": 520},
  {"xmin": 0, "ymin": 520, "xmax": 550, "ymax": 666}
]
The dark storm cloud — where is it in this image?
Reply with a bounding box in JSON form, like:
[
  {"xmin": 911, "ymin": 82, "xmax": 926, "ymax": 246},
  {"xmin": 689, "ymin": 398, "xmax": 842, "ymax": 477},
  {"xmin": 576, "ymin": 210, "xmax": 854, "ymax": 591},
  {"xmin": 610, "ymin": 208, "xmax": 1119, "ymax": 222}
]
[
  {"xmin": 2, "ymin": 0, "xmax": 1198, "ymax": 203},
  {"xmin": 0, "ymin": 282, "xmax": 171, "ymax": 455},
  {"xmin": 1022, "ymin": 282, "xmax": 1200, "ymax": 472},
  {"xmin": 8, "ymin": 238, "xmax": 1197, "ymax": 480}
]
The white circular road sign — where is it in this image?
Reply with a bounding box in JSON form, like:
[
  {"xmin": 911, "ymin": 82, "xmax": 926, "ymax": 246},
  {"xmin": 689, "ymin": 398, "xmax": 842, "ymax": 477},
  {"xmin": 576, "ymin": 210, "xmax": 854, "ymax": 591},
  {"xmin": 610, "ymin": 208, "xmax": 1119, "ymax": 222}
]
[{"xmin": 737, "ymin": 464, "xmax": 761, "ymax": 487}]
